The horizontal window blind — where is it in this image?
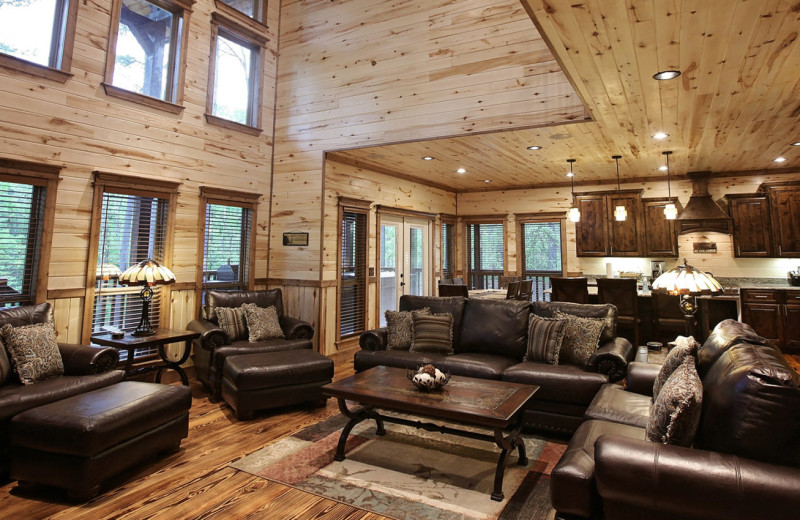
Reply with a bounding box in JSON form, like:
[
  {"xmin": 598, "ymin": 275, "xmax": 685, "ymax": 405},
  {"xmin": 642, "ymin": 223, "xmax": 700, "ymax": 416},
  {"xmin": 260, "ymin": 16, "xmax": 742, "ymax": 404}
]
[
  {"xmin": 467, "ymin": 222, "xmax": 504, "ymax": 289},
  {"xmin": 0, "ymin": 181, "xmax": 45, "ymax": 307},
  {"xmin": 340, "ymin": 210, "xmax": 366, "ymax": 338},
  {"xmin": 442, "ymin": 221, "xmax": 454, "ymax": 280},
  {"xmin": 202, "ymin": 202, "xmax": 252, "ymax": 297}
]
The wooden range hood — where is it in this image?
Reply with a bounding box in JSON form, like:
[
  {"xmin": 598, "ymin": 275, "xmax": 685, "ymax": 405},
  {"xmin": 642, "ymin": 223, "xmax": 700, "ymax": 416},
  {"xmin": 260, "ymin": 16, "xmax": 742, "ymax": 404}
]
[{"xmin": 676, "ymin": 171, "xmax": 733, "ymax": 235}]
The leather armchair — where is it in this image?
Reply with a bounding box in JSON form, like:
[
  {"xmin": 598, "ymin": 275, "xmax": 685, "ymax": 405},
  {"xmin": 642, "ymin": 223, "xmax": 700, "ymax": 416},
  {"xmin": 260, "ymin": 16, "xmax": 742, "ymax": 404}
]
[{"xmin": 187, "ymin": 289, "xmax": 314, "ymax": 400}]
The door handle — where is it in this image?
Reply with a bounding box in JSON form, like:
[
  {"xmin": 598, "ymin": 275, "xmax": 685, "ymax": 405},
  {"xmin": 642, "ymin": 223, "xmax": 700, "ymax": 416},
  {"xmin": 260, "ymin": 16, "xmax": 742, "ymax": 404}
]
[{"xmin": 400, "ymin": 282, "xmax": 405, "ymax": 287}]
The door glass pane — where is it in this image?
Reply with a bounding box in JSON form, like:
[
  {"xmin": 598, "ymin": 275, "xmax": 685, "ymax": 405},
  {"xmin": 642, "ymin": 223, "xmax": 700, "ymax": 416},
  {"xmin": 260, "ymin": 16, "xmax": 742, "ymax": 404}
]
[
  {"xmin": 408, "ymin": 227, "xmax": 423, "ymax": 296},
  {"xmin": 379, "ymin": 224, "xmax": 398, "ymax": 327}
]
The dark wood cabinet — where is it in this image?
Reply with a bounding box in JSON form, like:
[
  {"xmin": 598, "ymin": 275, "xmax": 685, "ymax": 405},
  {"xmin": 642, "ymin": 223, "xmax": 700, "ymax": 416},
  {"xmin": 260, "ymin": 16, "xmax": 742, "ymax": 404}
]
[
  {"xmin": 765, "ymin": 184, "xmax": 800, "ymax": 257},
  {"xmin": 574, "ymin": 190, "xmax": 644, "ymax": 257},
  {"xmin": 642, "ymin": 198, "xmax": 679, "ymax": 257},
  {"xmin": 727, "ymin": 194, "xmax": 772, "ymax": 257},
  {"xmin": 575, "ymin": 194, "xmax": 609, "ymax": 256},
  {"xmin": 741, "ymin": 288, "xmax": 800, "ymax": 353}
]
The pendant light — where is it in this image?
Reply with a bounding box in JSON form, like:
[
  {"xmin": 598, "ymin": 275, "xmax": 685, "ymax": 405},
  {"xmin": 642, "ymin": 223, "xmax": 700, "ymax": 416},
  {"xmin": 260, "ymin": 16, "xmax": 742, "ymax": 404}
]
[
  {"xmin": 612, "ymin": 155, "xmax": 627, "ymax": 221},
  {"xmin": 566, "ymin": 159, "xmax": 580, "ymax": 222},
  {"xmin": 662, "ymin": 150, "xmax": 677, "ymax": 219}
]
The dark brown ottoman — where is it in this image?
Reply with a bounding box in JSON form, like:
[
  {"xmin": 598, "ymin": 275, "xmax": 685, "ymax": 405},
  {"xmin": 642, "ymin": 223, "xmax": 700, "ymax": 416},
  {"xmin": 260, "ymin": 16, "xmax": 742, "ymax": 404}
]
[
  {"xmin": 10, "ymin": 381, "xmax": 191, "ymax": 500},
  {"xmin": 222, "ymin": 350, "xmax": 334, "ymax": 419}
]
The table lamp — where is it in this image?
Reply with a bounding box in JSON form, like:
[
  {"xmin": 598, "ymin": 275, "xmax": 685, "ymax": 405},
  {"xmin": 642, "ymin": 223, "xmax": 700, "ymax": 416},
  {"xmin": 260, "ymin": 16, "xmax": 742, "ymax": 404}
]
[
  {"xmin": 651, "ymin": 258, "xmax": 723, "ymax": 337},
  {"xmin": 117, "ymin": 259, "xmax": 176, "ymax": 336}
]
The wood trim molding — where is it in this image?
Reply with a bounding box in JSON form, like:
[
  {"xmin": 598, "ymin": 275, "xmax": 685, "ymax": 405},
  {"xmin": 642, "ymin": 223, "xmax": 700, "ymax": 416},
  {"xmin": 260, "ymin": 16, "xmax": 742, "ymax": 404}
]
[
  {"xmin": 200, "ymin": 186, "xmax": 261, "ymax": 204},
  {"xmin": 338, "ymin": 196, "xmax": 372, "ymax": 210},
  {"xmin": 210, "ymin": 11, "xmax": 269, "ymax": 46},
  {"xmin": 47, "ymin": 288, "xmax": 85, "ymax": 299},
  {"xmin": 266, "ymin": 278, "xmax": 332, "ymax": 287},
  {"xmin": 0, "ymin": 54, "xmax": 72, "ymax": 83},
  {"xmin": 0, "ymin": 159, "xmax": 62, "ymax": 181},
  {"xmin": 459, "ymin": 214, "xmax": 507, "ymax": 222},
  {"xmin": 514, "ymin": 212, "xmax": 566, "ymax": 221},
  {"xmin": 375, "ymin": 205, "xmax": 436, "ymax": 219},
  {"xmin": 213, "ymin": 0, "xmax": 269, "ymax": 32},
  {"xmin": 102, "ymin": 83, "xmax": 184, "ymax": 115},
  {"xmin": 93, "ymin": 171, "xmax": 181, "ymax": 194},
  {"xmin": 204, "ymin": 113, "xmax": 263, "ymax": 136}
]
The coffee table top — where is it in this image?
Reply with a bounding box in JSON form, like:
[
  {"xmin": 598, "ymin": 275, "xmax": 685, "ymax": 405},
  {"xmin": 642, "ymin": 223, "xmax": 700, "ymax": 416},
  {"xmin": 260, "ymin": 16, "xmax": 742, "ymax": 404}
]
[{"xmin": 323, "ymin": 366, "xmax": 538, "ymax": 429}]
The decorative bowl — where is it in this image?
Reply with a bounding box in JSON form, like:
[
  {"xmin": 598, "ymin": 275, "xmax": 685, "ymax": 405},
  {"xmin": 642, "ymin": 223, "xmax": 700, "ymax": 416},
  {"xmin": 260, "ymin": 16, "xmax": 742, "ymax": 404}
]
[{"xmin": 407, "ymin": 364, "xmax": 450, "ymax": 391}]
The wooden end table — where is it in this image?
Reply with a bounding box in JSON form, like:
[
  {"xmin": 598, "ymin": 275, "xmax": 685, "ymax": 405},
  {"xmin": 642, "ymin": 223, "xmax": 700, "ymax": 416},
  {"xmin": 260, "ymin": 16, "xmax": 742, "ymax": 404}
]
[
  {"xmin": 91, "ymin": 328, "xmax": 200, "ymax": 385},
  {"xmin": 322, "ymin": 366, "xmax": 538, "ymax": 501}
]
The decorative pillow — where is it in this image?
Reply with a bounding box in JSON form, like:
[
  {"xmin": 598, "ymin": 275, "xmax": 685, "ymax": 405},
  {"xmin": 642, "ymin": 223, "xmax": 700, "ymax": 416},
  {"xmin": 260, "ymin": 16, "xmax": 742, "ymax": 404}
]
[
  {"xmin": 653, "ymin": 337, "xmax": 700, "ymax": 398},
  {"xmin": 385, "ymin": 307, "xmax": 430, "ymax": 350},
  {"xmin": 241, "ymin": 303, "xmax": 284, "ymax": 342},
  {"xmin": 525, "ymin": 315, "xmax": 567, "ymax": 365},
  {"xmin": 554, "ymin": 311, "xmax": 604, "ymax": 366},
  {"xmin": 215, "ymin": 306, "xmax": 248, "ymax": 341},
  {"xmin": 410, "ymin": 312, "xmax": 454, "ymax": 355},
  {"xmin": 646, "ymin": 357, "xmax": 703, "ymax": 447},
  {"xmin": 1, "ymin": 322, "xmax": 64, "ymax": 385}
]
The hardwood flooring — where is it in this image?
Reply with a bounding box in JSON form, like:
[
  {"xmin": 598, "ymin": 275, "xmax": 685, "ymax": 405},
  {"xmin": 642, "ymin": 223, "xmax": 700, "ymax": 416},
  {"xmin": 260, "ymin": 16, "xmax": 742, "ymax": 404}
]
[{"xmin": 0, "ymin": 350, "xmax": 388, "ymax": 520}]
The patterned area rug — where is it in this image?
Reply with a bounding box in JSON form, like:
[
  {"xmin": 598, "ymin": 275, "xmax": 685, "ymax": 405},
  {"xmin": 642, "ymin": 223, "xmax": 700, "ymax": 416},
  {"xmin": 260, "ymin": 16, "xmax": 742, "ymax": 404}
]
[
  {"xmin": 230, "ymin": 412, "xmax": 566, "ymax": 520},
  {"xmin": 787, "ymin": 354, "xmax": 800, "ymax": 374}
]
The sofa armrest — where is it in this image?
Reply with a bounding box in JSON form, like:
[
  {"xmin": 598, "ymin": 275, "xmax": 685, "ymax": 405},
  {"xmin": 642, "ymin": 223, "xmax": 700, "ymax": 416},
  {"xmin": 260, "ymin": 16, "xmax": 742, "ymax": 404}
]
[
  {"xmin": 58, "ymin": 343, "xmax": 119, "ymax": 375},
  {"xmin": 588, "ymin": 337, "xmax": 633, "ymax": 383},
  {"xmin": 187, "ymin": 318, "xmax": 229, "ymax": 351},
  {"xmin": 595, "ymin": 435, "xmax": 800, "ymax": 520},
  {"xmin": 624, "ymin": 361, "xmax": 661, "ymax": 396},
  {"xmin": 280, "ymin": 315, "xmax": 314, "ymax": 340},
  {"xmin": 359, "ymin": 327, "xmax": 388, "ymax": 351}
]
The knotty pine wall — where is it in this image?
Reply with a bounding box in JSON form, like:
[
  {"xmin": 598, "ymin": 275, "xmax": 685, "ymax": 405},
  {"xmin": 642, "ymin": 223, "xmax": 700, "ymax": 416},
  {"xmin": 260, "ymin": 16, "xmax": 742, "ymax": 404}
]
[
  {"xmin": 1, "ymin": 0, "xmax": 280, "ymax": 353},
  {"xmin": 272, "ymin": 0, "xmax": 584, "ymax": 354}
]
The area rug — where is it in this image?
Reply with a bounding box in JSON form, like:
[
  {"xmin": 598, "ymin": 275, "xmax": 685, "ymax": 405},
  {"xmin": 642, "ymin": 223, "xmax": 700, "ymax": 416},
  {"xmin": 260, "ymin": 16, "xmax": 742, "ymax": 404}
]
[
  {"xmin": 230, "ymin": 413, "xmax": 566, "ymax": 520},
  {"xmin": 786, "ymin": 354, "xmax": 800, "ymax": 374}
]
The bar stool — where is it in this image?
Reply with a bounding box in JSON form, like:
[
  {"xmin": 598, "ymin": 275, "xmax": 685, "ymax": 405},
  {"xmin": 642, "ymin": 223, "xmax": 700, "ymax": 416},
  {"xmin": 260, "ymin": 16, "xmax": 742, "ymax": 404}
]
[
  {"xmin": 550, "ymin": 277, "xmax": 590, "ymax": 304},
  {"xmin": 651, "ymin": 292, "xmax": 688, "ymax": 342},
  {"xmin": 597, "ymin": 278, "xmax": 643, "ymax": 347}
]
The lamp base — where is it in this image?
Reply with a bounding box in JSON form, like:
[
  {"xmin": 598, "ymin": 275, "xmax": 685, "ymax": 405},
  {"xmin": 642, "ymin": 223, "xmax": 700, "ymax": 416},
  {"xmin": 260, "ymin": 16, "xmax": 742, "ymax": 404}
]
[{"xmin": 132, "ymin": 328, "xmax": 157, "ymax": 337}]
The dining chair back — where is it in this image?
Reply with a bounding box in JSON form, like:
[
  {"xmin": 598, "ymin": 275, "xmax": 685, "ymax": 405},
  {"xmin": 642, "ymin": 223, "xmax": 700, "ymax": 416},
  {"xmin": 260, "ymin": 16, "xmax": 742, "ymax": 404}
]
[
  {"xmin": 596, "ymin": 278, "xmax": 642, "ymax": 347},
  {"xmin": 550, "ymin": 277, "xmax": 590, "ymax": 304}
]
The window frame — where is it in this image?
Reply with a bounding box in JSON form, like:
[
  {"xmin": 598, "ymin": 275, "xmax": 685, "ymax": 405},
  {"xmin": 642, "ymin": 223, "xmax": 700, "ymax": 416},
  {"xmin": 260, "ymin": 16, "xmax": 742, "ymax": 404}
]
[
  {"xmin": 516, "ymin": 213, "xmax": 566, "ymax": 302},
  {"xmin": 0, "ymin": 159, "xmax": 60, "ymax": 305},
  {"xmin": 440, "ymin": 215, "xmax": 456, "ymax": 282},
  {"xmin": 195, "ymin": 186, "xmax": 259, "ymax": 314},
  {"xmin": 205, "ymin": 11, "xmax": 267, "ymax": 135},
  {"xmin": 83, "ymin": 171, "xmax": 179, "ymax": 344},
  {"xmin": 464, "ymin": 217, "xmax": 506, "ymax": 290},
  {"xmin": 337, "ymin": 197, "xmax": 370, "ymax": 344},
  {"xmin": 102, "ymin": 0, "xmax": 194, "ymax": 114},
  {"xmin": 214, "ymin": 0, "xmax": 268, "ymax": 27},
  {"xmin": 0, "ymin": 0, "xmax": 78, "ymax": 82}
]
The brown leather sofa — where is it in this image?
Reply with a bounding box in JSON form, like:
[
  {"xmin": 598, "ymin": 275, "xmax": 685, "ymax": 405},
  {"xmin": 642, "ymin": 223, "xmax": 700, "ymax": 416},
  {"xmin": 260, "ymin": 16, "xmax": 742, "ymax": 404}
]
[
  {"xmin": 550, "ymin": 319, "xmax": 800, "ymax": 520},
  {"xmin": 356, "ymin": 296, "xmax": 634, "ymax": 434},
  {"xmin": 187, "ymin": 289, "xmax": 315, "ymax": 400},
  {"xmin": 0, "ymin": 303, "xmax": 124, "ymax": 479}
]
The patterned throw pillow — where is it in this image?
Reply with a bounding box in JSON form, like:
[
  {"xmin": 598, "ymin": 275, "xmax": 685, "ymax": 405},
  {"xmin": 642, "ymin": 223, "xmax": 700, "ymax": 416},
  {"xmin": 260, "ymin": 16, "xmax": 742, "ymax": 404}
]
[
  {"xmin": 1, "ymin": 322, "xmax": 64, "ymax": 385},
  {"xmin": 410, "ymin": 312, "xmax": 454, "ymax": 355},
  {"xmin": 385, "ymin": 307, "xmax": 430, "ymax": 350},
  {"xmin": 241, "ymin": 303, "xmax": 285, "ymax": 342},
  {"xmin": 646, "ymin": 357, "xmax": 703, "ymax": 447},
  {"xmin": 525, "ymin": 315, "xmax": 567, "ymax": 365},
  {"xmin": 653, "ymin": 337, "xmax": 700, "ymax": 398},
  {"xmin": 215, "ymin": 306, "xmax": 248, "ymax": 341},
  {"xmin": 554, "ymin": 311, "xmax": 605, "ymax": 366}
]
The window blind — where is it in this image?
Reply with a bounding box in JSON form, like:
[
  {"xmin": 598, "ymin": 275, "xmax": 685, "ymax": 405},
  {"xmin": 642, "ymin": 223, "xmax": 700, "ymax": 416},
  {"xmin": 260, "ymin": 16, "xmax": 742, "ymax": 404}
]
[
  {"xmin": 0, "ymin": 181, "xmax": 46, "ymax": 307},
  {"xmin": 467, "ymin": 222, "xmax": 504, "ymax": 289},
  {"xmin": 442, "ymin": 221, "xmax": 454, "ymax": 280},
  {"xmin": 340, "ymin": 210, "xmax": 367, "ymax": 338},
  {"xmin": 202, "ymin": 202, "xmax": 252, "ymax": 295}
]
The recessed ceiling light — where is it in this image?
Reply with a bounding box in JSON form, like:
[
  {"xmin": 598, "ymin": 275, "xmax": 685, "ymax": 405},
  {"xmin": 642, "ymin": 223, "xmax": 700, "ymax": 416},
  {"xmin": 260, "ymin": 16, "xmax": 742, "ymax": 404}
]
[
  {"xmin": 421, "ymin": 156, "xmax": 435, "ymax": 161},
  {"xmin": 483, "ymin": 179, "xmax": 491, "ymax": 183},
  {"xmin": 456, "ymin": 167, "xmax": 467, "ymax": 174},
  {"xmin": 659, "ymin": 165, "xmax": 668, "ymax": 171},
  {"xmin": 653, "ymin": 70, "xmax": 681, "ymax": 80},
  {"xmin": 791, "ymin": 142, "xmax": 800, "ymax": 146},
  {"xmin": 652, "ymin": 132, "xmax": 669, "ymax": 140},
  {"xmin": 526, "ymin": 145, "xmax": 542, "ymax": 150},
  {"xmin": 774, "ymin": 157, "xmax": 787, "ymax": 163}
]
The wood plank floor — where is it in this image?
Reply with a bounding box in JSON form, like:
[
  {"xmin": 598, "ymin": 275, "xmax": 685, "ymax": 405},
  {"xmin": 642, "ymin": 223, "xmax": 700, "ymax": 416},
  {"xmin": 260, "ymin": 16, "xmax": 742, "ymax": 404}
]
[{"xmin": 0, "ymin": 350, "xmax": 389, "ymax": 520}]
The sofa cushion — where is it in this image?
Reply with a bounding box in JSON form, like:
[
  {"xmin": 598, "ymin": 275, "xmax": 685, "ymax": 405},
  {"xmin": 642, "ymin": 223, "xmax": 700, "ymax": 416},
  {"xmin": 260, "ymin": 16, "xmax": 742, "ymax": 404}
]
[
  {"xmin": 584, "ymin": 383, "xmax": 652, "ymax": 428},
  {"xmin": 532, "ymin": 301, "xmax": 617, "ymax": 344},
  {"xmin": 646, "ymin": 357, "xmax": 702, "ymax": 447},
  {"xmin": 502, "ymin": 362, "xmax": 608, "ymax": 406},
  {"xmin": 555, "ymin": 311, "xmax": 605, "ymax": 367},
  {"xmin": 385, "ymin": 307, "xmax": 429, "ymax": 350},
  {"xmin": 653, "ymin": 336, "xmax": 699, "ymax": 397},
  {"xmin": 697, "ymin": 319, "xmax": 769, "ymax": 377},
  {"xmin": 410, "ymin": 313, "xmax": 453, "ymax": 355},
  {"xmin": 0, "ymin": 302, "xmax": 54, "ymax": 328},
  {"xmin": 215, "ymin": 306, "xmax": 248, "ymax": 342},
  {"xmin": 242, "ymin": 304, "xmax": 284, "ymax": 342},
  {"xmin": 1, "ymin": 322, "xmax": 64, "ymax": 385},
  {"xmin": 457, "ymin": 299, "xmax": 530, "ymax": 360},
  {"xmin": 525, "ymin": 315, "xmax": 566, "ymax": 365},
  {"xmin": 205, "ymin": 289, "xmax": 285, "ymax": 324},
  {"xmin": 435, "ymin": 353, "xmax": 517, "ymax": 380}
]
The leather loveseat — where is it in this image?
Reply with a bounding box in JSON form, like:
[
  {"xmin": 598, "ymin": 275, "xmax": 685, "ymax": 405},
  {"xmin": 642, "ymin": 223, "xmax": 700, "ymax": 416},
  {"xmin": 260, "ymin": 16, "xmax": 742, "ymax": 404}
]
[
  {"xmin": 356, "ymin": 295, "xmax": 634, "ymax": 434},
  {"xmin": 0, "ymin": 303, "xmax": 124, "ymax": 478},
  {"xmin": 550, "ymin": 319, "xmax": 800, "ymax": 520}
]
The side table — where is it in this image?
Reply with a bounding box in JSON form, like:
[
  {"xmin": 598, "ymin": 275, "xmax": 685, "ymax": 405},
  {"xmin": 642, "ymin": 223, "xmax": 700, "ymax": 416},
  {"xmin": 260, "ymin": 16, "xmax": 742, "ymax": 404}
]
[{"xmin": 92, "ymin": 328, "xmax": 200, "ymax": 385}]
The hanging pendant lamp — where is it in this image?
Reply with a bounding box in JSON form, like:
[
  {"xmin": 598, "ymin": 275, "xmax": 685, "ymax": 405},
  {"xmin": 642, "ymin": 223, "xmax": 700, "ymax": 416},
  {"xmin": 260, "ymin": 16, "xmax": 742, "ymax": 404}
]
[
  {"xmin": 566, "ymin": 159, "xmax": 580, "ymax": 222},
  {"xmin": 612, "ymin": 155, "xmax": 627, "ymax": 221},
  {"xmin": 663, "ymin": 151, "xmax": 677, "ymax": 219}
]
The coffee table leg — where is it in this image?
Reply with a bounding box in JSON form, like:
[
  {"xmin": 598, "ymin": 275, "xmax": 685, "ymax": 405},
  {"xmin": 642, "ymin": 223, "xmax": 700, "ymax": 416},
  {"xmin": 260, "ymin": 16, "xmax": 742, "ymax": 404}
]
[
  {"xmin": 333, "ymin": 398, "xmax": 385, "ymax": 461},
  {"xmin": 491, "ymin": 419, "xmax": 527, "ymax": 501}
]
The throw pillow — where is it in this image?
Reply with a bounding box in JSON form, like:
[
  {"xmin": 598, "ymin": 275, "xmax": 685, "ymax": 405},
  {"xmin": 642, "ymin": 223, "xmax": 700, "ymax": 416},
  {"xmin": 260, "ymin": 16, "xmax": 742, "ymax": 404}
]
[
  {"xmin": 215, "ymin": 306, "xmax": 248, "ymax": 341},
  {"xmin": 1, "ymin": 322, "xmax": 64, "ymax": 385},
  {"xmin": 410, "ymin": 312, "xmax": 454, "ymax": 355},
  {"xmin": 525, "ymin": 315, "xmax": 567, "ymax": 365},
  {"xmin": 554, "ymin": 310, "xmax": 605, "ymax": 366},
  {"xmin": 653, "ymin": 337, "xmax": 700, "ymax": 398},
  {"xmin": 646, "ymin": 357, "xmax": 703, "ymax": 447},
  {"xmin": 385, "ymin": 307, "xmax": 430, "ymax": 350},
  {"xmin": 241, "ymin": 303, "xmax": 285, "ymax": 342}
]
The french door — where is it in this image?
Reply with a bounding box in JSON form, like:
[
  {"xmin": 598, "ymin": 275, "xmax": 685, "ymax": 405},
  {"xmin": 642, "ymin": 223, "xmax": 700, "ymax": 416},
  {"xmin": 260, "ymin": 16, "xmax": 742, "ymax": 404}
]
[{"xmin": 379, "ymin": 215, "xmax": 430, "ymax": 326}]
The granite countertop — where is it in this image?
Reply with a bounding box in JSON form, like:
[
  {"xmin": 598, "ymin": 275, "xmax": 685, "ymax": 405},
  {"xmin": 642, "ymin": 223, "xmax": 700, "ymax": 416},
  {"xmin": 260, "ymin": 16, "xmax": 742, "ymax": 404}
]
[{"xmin": 582, "ymin": 275, "xmax": 799, "ymax": 293}]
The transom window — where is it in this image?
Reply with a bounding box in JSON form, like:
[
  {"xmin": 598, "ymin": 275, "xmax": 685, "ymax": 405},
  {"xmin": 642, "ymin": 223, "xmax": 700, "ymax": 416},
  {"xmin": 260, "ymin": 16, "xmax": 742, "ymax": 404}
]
[{"xmin": 216, "ymin": 0, "xmax": 266, "ymax": 23}]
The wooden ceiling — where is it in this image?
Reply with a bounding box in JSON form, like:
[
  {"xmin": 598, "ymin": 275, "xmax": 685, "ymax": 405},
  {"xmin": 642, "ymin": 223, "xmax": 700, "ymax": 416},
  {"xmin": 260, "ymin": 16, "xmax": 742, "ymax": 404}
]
[{"xmin": 327, "ymin": 0, "xmax": 800, "ymax": 192}]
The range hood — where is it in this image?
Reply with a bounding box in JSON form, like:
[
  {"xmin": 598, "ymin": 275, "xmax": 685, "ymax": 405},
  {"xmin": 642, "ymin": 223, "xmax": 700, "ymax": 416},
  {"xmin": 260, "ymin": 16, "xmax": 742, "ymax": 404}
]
[{"xmin": 676, "ymin": 172, "xmax": 732, "ymax": 235}]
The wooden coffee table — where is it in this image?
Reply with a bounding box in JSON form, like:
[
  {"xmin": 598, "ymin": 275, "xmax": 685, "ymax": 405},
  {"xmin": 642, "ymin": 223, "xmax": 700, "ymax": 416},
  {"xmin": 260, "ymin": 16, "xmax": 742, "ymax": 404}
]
[{"xmin": 322, "ymin": 366, "xmax": 538, "ymax": 501}]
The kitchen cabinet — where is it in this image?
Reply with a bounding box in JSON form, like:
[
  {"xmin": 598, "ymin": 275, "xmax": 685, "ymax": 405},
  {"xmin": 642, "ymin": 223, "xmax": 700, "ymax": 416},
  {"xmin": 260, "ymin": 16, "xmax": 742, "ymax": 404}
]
[
  {"xmin": 726, "ymin": 194, "xmax": 772, "ymax": 257},
  {"xmin": 574, "ymin": 190, "xmax": 644, "ymax": 257},
  {"xmin": 740, "ymin": 288, "xmax": 800, "ymax": 353},
  {"xmin": 765, "ymin": 184, "xmax": 800, "ymax": 257},
  {"xmin": 574, "ymin": 194, "xmax": 608, "ymax": 256},
  {"xmin": 642, "ymin": 198, "xmax": 679, "ymax": 257}
]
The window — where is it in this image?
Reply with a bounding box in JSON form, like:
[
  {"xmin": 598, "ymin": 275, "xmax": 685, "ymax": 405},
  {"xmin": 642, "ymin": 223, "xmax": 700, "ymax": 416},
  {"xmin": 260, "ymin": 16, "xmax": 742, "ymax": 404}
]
[
  {"xmin": 0, "ymin": 160, "xmax": 59, "ymax": 306},
  {"xmin": 441, "ymin": 219, "xmax": 455, "ymax": 281},
  {"xmin": 467, "ymin": 221, "xmax": 504, "ymax": 289},
  {"xmin": 206, "ymin": 12, "xmax": 266, "ymax": 134},
  {"xmin": 0, "ymin": 0, "xmax": 78, "ymax": 81},
  {"xmin": 215, "ymin": 0, "xmax": 267, "ymax": 24},
  {"xmin": 339, "ymin": 202, "xmax": 368, "ymax": 339},
  {"xmin": 103, "ymin": 0, "xmax": 193, "ymax": 112},
  {"xmin": 198, "ymin": 187, "xmax": 258, "ymax": 303},
  {"xmin": 520, "ymin": 219, "xmax": 564, "ymax": 301}
]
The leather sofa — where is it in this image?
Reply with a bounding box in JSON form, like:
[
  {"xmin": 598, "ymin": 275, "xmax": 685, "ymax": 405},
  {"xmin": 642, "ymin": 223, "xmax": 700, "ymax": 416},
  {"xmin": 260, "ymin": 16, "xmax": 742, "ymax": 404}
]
[
  {"xmin": 356, "ymin": 296, "xmax": 634, "ymax": 434},
  {"xmin": 188, "ymin": 289, "xmax": 315, "ymax": 400},
  {"xmin": 550, "ymin": 319, "xmax": 800, "ymax": 520},
  {"xmin": 0, "ymin": 303, "xmax": 124, "ymax": 478}
]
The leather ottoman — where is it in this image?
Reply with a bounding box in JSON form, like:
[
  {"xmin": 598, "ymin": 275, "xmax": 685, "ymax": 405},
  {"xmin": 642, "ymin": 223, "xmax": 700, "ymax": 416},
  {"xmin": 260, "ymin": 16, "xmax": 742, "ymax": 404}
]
[
  {"xmin": 9, "ymin": 381, "xmax": 191, "ymax": 500},
  {"xmin": 221, "ymin": 350, "xmax": 334, "ymax": 419}
]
